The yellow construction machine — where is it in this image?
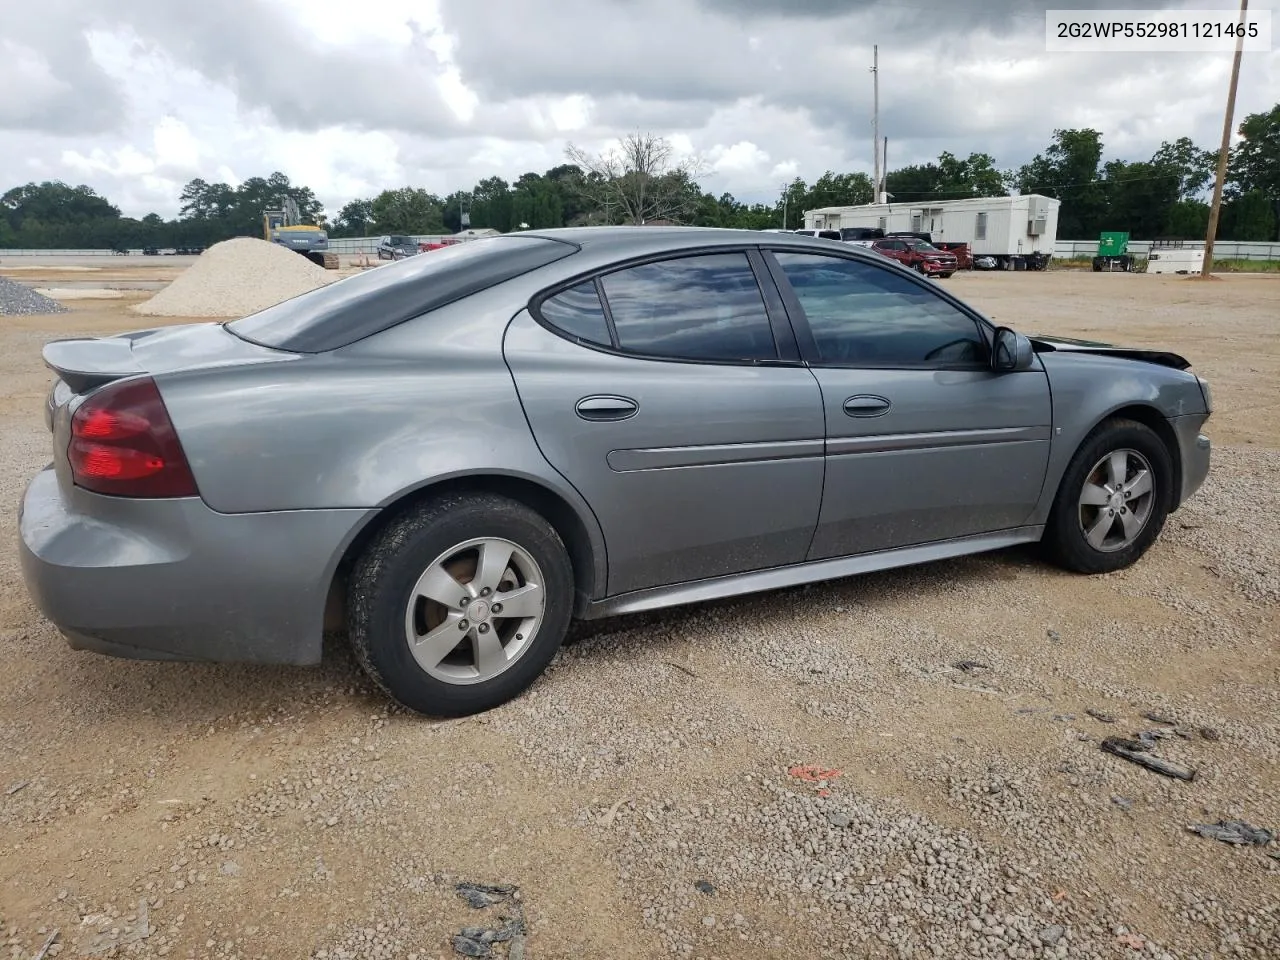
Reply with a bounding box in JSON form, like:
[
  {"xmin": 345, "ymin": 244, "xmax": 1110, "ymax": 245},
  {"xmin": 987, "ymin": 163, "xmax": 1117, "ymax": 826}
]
[{"xmin": 263, "ymin": 196, "xmax": 339, "ymax": 269}]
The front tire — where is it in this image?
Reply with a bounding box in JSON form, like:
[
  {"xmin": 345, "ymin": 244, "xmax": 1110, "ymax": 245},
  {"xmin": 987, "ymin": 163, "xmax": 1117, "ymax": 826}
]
[
  {"xmin": 1042, "ymin": 418, "xmax": 1173, "ymax": 574},
  {"xmin": 347, "ymin": 493, "xmax": 574, "ymax": 716}
]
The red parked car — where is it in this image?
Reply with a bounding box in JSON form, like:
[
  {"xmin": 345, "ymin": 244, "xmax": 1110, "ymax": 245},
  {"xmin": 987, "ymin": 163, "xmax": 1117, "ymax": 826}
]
[
  {"xmin": 931, "ymin": 241, "xmax": 972, "ymax": 270},
  {"xmin": 868, "ymin": 237, "xmax": 958, "ymax": 278}
]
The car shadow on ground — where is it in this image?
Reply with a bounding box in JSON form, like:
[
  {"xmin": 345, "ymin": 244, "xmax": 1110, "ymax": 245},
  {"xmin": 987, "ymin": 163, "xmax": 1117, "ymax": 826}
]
[{"xmin": 35, "ymin": 544, "xmax": 1049, "ymax": 724}]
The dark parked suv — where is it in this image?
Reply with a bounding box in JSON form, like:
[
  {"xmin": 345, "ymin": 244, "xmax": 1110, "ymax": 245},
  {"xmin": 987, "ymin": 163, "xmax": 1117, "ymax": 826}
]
[{"xmin": 377, "ymin": 235, "xmax": 419, "ymax": 260}]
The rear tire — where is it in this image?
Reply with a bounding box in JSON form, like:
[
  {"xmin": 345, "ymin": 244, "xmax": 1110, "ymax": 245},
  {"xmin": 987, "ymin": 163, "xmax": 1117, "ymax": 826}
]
[
  {"xmin": 1041, "ymin": 418, "xmax": 1173, "ymax": 574},
  {"xmin": 347, "ymin": 493, "xmax": 574, "ymax": 716}
]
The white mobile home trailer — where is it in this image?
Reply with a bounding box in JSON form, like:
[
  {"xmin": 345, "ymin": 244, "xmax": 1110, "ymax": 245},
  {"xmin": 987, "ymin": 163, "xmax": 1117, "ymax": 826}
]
[{"xmin": 805, "ymin": 194, "xmax": 1061, "ymax": 270}]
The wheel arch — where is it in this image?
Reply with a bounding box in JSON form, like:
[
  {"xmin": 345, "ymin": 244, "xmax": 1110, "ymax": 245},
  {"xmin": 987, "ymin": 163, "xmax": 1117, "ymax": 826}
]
[
  {"xmin": 1093, "ymin": 404, "xmax": 1182, "ymax": 505},
  {"xmin": 323, "ymin": 473, "xmax": 606, "ymax": 632},
  {"xmin": 1048, "ymin": 403, "xmax": 1182, "ymax": 514}
]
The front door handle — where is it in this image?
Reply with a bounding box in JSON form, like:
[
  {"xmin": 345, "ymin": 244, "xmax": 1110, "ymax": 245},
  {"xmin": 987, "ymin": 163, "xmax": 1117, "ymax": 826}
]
[
  {"xmin": 575, "ymin": 395, "xmax": 639, "ymax": 422},
  {"xmin": 843, "ymin": 395, "xmax": 891, "ymax": 417}
]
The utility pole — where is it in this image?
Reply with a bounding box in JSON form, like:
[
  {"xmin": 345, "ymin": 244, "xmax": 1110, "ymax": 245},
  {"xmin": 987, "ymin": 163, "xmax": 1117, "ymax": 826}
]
[
  {"xmin": 1200, "ymin": 0, "xmax": 1248, "ymax": 278},
  {"xmin": 871, "ymin": 45, "xmax": 881, "ymax": 203}
]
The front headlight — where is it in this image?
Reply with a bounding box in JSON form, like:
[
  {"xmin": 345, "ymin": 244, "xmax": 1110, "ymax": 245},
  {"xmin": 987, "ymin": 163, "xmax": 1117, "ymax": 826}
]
[{"xmin": 1196, "ymin": 375, "xmax": 1213, "ymax": 414}]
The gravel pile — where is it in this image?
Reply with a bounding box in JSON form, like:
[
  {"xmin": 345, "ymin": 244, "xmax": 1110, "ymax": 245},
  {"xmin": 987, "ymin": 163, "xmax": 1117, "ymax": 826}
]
[
  {"xmin": 0, "ymin": 275, "xmax": 69, "ymax": 315},
  {"xmin": 134, "ymin": 237, "xmax": 335, "ymax": 318}
]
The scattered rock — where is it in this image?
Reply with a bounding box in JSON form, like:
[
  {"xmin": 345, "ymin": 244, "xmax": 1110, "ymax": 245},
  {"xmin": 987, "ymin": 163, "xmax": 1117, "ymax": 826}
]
[
  {"xmin": 1085, "ymin": 708, "xmax": 1118, "ymax": 724},
  {"xmin": 1143, "ymin": 711, "xmax": 1177, "ymax": 724},
  {"xmin": 1199, "ymin": 726, "xmax": 1222, "ymax": 742},
  {"xmin": 951, "ymin": 659, "xmax": 990, "ymax": 672},
  {"xmin": 825, "ymin": 810, "xmax": 853, "ymax": 829},
  {"xmin": 1112, "ymin": 795, "xmax": 1134, "ymax": 811},
  {"xmin": 1039, "ymin": 924, "xmax": 1066, "ymax": 946},
  {"xmin": 694, "ymin": 880, "xmax": 716, "ymax": 895},
  {"xmin": 0, "ymin": 276, "xmax": 69, "ymax": 316},
  {"xmin": 1189, "ymin": 820, "xmax": 1274, "ymax": 847}
]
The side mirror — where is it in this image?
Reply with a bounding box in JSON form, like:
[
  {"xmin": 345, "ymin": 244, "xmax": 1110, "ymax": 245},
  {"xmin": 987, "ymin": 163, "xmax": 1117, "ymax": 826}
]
[{"xmin": 992, "ymin": 326, "xmax": 1035, "ymax": 372}]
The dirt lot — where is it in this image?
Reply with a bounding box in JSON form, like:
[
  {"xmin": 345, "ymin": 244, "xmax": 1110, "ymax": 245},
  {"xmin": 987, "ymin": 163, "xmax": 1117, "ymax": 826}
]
[{"xmin": 1, "ymin": 269, "xmax": 1277, "ymax": 960}]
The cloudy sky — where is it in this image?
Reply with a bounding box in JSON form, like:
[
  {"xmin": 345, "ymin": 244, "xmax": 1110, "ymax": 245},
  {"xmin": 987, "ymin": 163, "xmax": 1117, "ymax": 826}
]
[{"xmin": 2, "ymin": 0, "xmax": 1276, "ymax": 219}]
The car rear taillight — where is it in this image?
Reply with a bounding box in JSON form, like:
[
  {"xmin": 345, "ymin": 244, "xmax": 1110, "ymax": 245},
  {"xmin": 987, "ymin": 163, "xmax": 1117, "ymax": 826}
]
[{"xmin": 68, "ymin": 377, "xmax": 198, "ymax": 498}]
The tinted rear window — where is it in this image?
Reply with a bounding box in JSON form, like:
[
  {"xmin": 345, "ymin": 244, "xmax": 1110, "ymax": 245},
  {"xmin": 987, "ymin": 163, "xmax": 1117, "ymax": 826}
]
[
  {"xmin": 226, "ymin": 235, "xmax": 577, "ymax": 353},
  {"xmin": 538, "ymin": 280, "xmax": 612, "ymax": 345}
]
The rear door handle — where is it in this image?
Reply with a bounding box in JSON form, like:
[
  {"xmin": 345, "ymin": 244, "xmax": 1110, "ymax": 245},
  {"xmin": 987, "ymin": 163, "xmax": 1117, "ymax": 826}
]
[
  {"xmin": 575, "ymin": 395, "xmax": 639, "ymax": 421},
  {"xmin": 843, "ymin": 395, "xmax": 891, "ymax": 417}
]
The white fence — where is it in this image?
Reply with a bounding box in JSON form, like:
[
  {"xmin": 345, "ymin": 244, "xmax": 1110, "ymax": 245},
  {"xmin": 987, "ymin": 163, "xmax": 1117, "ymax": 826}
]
[{"xmin": 1053, "ymin": 240, "xmax": 1278, "ymax": 261}]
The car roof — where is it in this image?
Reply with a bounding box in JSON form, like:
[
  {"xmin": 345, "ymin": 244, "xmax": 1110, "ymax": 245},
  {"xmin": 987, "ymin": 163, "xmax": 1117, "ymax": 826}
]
[{"xmin": 519, "ymin": 225, "xmax": 879, "ymax": 262}]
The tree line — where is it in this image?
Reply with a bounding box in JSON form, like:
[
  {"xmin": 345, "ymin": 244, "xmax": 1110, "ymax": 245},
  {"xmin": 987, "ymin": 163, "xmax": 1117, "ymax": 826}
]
[{"xmin": 2, "ymin": 102, "xmax": 1276, "ymax": 249}]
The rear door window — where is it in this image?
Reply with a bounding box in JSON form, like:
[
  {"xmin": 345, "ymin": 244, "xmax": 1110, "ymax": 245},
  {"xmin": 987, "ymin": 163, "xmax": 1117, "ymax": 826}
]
[{"xmin": 598, "ymin": 253, "xmax": 778, "ymax": 363}]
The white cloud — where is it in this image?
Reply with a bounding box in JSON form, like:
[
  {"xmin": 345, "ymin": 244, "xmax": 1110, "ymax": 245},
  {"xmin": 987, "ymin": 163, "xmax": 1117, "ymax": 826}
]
[{"xmin": 0, "ymin": 0, "xmax": 1276, "ymax": 221}]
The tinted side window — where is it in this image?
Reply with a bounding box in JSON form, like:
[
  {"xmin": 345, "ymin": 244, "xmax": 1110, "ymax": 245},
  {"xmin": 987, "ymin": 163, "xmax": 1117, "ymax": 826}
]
[
  {"xmin": 772, "ymin": 252, "xmax": 986, "ymax": 367},
  {"xmin": 538, "ymin": 280, "xmax": 612, "ymax": 345},
  {"xmin": 599, "ymin": 253, "xmax": 777, "ymax": 362}
]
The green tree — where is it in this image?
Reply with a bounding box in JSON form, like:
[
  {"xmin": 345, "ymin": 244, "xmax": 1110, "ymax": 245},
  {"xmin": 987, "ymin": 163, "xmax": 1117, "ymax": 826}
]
[
  {"xmin": 1100, "ymin": 159, "xmax": 1180, "ymax": 239},
  {"xmin": 1227, "ymin": 104, "xmax": 1280, "ymax": 240},
  {"xmin": 1151, "ymin": 137, "xmax": 1216, "ymax": 200},
  {"xmin": 370, "ymin": 187, "xmax": 445, "ymax": 234},
  {"xmin": 332, "ymin": 198, "xmax": 375, "ymax": 237},
  {"xmin": 1016, "ymin": 128, "xmax": 1106, "ymax": 238},
  {"xmin": 883, "ymin": 163, "xmax": 942, "ymax": 203},
  {"xmin": 1220, "ymin": 190, "xmax": 1278, "ymax": 242}
]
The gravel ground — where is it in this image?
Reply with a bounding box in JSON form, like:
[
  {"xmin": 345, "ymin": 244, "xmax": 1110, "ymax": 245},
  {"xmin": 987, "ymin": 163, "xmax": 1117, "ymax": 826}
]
[
  {"xmin": 133, "ymin": 237, "xmax": 336, "ymax": 318},
  {"xmin": 0, "ymin": 271, "xmax": 1277, "ymax": 959},
  {"xmin": 0, "ymin": 275, "xmax": 69, "ymax": 316}
]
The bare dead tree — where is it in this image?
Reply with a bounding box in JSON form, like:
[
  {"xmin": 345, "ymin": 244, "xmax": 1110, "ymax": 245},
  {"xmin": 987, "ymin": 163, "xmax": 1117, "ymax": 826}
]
[{"xmin": 564, "ymin": 132, "xmax": 708, "ymax": 225}]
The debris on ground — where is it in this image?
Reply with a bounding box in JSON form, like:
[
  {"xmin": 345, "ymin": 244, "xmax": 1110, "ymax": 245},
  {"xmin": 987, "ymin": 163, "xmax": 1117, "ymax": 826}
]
[
  {"xmin": 79, "ymin": 899, "xmax": 149, "ymax": 954},
  {"xmin": 788, "ymin": 764, "xmax": 841, "ymax": 796},
  {"xmin": 1085, "ymin": 708, "xmax": 1118, "ymax": 723},
  {"xmin": 0, "ymin": 276, "xmax": 69, "ymax": 316},
  {"xmin": 951, "ymin": 659, "xmax": 990, "ymax": 672},
  {"xmin": 1101, "ymin": 737, "xmax": 1197, "ymax": 781},
  {"xmin": 1188, "ymin": 820, "xmax": 1274, "ymax": 847},
  {"xmin": 787, "ymin": 765, "xmax": 841, "ymax": 784},
  {"xmin": 451, "ymin": 882, "xmax": 525, "ymax": 959},
  {"xmin": 1143, "ymin": 710, "xmax": 1177, "ymax": 724},
  {"xmin": 4, "ymin": 779, "xmax": 28, "ymax": 796},
  {"xmin": 133, "ymin": 237, "xmax": 336, "ymax": 318},
  {"xmin": 1200, "ymin": 726, "xmax": 1223, "ymax": 742},
  {"xmin": 1112, "ymin": 795, "xmax": 1134, "ymax": 811},
  {"xmin": 455, "ymin": 882, "xmax": 516, "ymax": 910},
  {"xmin": 694, "ymin": 880, "xmax": 716, "ymax": 895},
  {"xmin": 32, "ymin": 927, "xmax": 59, "ymax": 960}
]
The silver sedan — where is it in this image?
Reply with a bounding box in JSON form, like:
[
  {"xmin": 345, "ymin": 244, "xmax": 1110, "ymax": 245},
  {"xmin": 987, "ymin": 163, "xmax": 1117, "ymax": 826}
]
[{"xmin": 18, "ymin": 227, "xmax": 1212, "ymax": 716}]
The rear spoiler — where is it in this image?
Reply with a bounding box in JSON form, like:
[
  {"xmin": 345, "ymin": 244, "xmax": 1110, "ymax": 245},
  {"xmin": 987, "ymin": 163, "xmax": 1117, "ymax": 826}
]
[{"xmin": 42, "ymin": 338, "xmax": 143, "ymax": 393}]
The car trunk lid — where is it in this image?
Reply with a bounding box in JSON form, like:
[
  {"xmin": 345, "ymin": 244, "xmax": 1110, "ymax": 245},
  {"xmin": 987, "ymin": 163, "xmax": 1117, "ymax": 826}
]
[{"xmin": 42, "ymin": 322, "xmax": 299, "ymax": 435}]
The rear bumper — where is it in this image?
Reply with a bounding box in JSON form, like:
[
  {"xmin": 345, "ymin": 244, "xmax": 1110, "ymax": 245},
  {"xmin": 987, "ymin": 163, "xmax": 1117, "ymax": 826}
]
[
  {"xmin": 1170, "ymin": 414, "xmax": 1211, "ymax": 509},
  {"xmin": 17, "ymin": 466, "xmax": 373, "ymax": 665}
]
